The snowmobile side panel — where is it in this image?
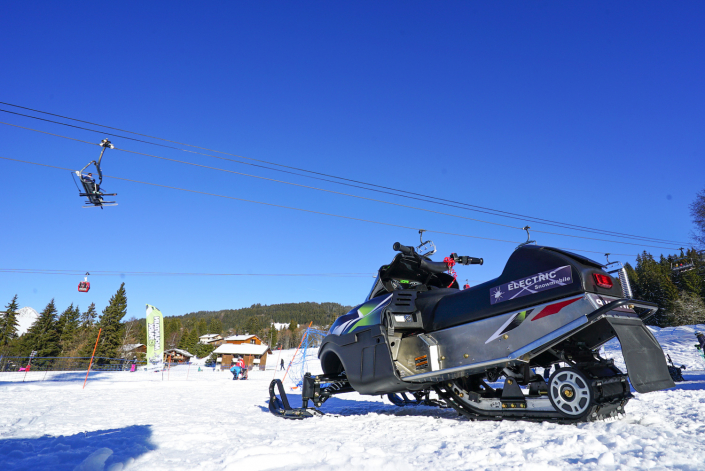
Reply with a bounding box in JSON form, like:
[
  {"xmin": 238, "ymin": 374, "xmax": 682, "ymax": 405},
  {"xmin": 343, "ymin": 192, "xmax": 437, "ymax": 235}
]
[
  {"xmin": 607, "ymin": 317, "xmax": 676, "ymax": 393},
  {"xmin": 398, "ymin": 295, "xmax": 589, "ymax": 382},
  {"xmin": 319, "ymin": 325, "xmax": 426, "ymax": 395}
]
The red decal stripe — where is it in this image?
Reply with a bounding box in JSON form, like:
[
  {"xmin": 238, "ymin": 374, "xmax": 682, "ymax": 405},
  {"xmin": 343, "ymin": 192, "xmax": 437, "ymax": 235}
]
[{"xmin": 531, "ymin": 297, "xmax": 581, "ymax": 321}]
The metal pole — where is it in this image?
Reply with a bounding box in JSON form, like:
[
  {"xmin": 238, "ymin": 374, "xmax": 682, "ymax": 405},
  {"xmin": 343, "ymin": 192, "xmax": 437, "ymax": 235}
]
[{"xmin": 83, "ymin": 328, "xmax": 102, "ymax": 389}]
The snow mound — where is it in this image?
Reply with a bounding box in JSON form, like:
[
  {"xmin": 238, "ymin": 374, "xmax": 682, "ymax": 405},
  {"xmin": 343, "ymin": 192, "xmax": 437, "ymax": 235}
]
[{"xmin": 16, "ymin": 307, "xmax": 39, "ymax": 336}]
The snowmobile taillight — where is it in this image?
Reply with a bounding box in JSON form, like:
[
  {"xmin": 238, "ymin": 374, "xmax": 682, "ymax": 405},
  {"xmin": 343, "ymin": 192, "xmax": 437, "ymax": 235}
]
[{"xmin": 593, "ymin": 273, "xmax": 613, "ymax": 289}]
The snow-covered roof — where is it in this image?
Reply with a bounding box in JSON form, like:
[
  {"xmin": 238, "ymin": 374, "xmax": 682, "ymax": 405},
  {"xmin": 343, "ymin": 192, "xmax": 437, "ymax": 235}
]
[
  {"xmin": 164, "ymin": 348, "xmax": 194, "ymax": 357},
  {"xmin": 271, "ymin": 322, "xmax": 298, "ymax": 330},
  {"xmin": 213, "ymin": 343, "xmax": 270, "ymax": 356},
  {"xmin": 224, "ymin": 334, "xmax": 256, "ymax": 341},
  {"xmin": 120, "ymin": 343, "xmax": 145, "ymax": 352},
  {"xmin": 199, "ymin": 334, "xmax": 222, "ymax": 339}
]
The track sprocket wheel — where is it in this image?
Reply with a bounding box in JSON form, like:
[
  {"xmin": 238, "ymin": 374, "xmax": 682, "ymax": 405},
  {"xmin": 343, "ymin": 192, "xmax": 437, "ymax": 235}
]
[{"xmin": 548, "ymin": 367, "xmax": 594, "ymax": 419}]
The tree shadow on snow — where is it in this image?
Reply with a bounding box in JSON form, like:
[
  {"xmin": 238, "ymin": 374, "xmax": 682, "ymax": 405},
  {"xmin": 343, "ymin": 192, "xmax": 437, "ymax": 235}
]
[{"xmin": 0, "ymin": 424, "xmax": 156, "ymax": 471}]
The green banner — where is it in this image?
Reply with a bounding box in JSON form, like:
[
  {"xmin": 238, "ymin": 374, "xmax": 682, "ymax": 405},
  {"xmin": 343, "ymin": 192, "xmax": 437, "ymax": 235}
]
[{"xmin": 146, "ymin": 304, "xmax": 164, "ymax": 365}]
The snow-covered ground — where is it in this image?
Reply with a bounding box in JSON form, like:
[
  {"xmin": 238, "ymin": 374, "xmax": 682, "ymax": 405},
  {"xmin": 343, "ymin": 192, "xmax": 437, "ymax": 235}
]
[{"xmin": 1, "ymin": 327, "xmax": 705, "ymax": 471}]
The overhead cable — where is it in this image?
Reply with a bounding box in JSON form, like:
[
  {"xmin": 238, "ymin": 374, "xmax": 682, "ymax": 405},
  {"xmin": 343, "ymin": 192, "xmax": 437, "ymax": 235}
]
[
  {"xmin": 0, "ymin": 269, "xmax": 375, "ymax": 277},
  {"xmin": 0, "ymin": 155, "xmax": 642, "ymax": 257},
  {"xmin": 0, "ymin": 121, "xmax": 681, "ymax": 251},
  {"xmin": 0, "ymin": 104, "xmax": 690, "ymax": 246}
]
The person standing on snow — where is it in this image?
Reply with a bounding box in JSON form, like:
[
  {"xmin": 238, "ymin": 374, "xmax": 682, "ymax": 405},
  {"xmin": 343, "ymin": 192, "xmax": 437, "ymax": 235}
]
[{"xmin": 280, "ymin": 358, "xmax": 285, "ymax": 370}]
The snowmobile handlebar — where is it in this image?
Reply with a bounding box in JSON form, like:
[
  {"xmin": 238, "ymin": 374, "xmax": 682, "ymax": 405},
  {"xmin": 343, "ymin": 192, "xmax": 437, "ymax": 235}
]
[
  {"xmin": 393, "ymin": 243, "xmax": 483, "ymax": 273},
  {"xmin": 449, "ymin": 253, "xmax": 484, "ymax": 266},
  {"xmin": 393, "ymin": 242, "xmax": 415, "ymax": 255}
]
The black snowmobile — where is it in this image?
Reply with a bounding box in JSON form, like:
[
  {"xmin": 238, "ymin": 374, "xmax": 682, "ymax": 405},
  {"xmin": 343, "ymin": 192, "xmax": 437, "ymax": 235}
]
[{"xmin": 269, "ymin": 240, "xmax": 675, "ymax": 423}]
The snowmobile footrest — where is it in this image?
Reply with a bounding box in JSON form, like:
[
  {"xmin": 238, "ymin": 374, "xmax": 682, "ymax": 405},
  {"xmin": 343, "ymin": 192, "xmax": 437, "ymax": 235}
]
[
  {"xmin": 268, "ymin": 378, "xmax": 322, "ymax": 419},
  {"xmin": 608, "ymin": 317, "xmax": 676, "ymax": 393}
]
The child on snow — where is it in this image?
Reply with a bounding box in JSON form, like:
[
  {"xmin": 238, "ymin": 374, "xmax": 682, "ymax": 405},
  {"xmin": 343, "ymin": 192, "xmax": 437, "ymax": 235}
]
[
  {"xmin": 230, "ymin": 360, "xmax": 242, "ymax": 380},
  {"xmin": 230, "ymin": 357, "xmax": 246, "ymax": 380}
]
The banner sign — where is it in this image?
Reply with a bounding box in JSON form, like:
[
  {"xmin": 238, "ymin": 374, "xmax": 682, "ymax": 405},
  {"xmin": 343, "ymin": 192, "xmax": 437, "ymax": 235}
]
[
  {"xmin": 146, "ymin": 304, "xmax": 164, "ymax": 365},
  {"xmin": 490, "ymin": 265, "xmax": 573, "ymax": 305}
]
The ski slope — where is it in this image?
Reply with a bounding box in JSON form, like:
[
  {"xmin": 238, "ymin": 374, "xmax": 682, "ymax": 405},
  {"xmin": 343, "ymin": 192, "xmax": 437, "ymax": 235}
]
[{"xmin": 1, "ymin": 326, "xmax": 704, "ymax": 471}]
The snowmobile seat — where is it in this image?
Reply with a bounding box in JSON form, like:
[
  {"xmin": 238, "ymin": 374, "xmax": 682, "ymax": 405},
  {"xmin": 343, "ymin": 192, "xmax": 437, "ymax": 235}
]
[{"xmin": 423, "ymin": 245, "xmax": 623, "ymax": 332}]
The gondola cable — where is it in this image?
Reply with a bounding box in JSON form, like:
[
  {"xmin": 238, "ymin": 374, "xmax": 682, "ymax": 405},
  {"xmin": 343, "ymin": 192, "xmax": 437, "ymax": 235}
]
[
  {"xmin": 0, "ymin": 105, "xmax": 691, "ymax": 247},
  {"xmin": 0, "ymin": 155, "xmax": 643, "ymax": 257},
  {"xmin": 0, "ymin": 122, "xmax": 684, "ymax": 251}
]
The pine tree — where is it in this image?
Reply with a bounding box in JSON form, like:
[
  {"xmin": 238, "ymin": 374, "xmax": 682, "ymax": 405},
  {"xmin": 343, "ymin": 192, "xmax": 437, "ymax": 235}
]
[
  {"xmin": 669, "ymin": 291, "xmax": 705, "ymax": 326},
  {"xmin": 94, "ymin": 283, "xmax": 128, "ymax": 359},
  {"xmin": 208, "ymin": 317, "xmax": 222, "ymax": 335},
  {"xmin": 690, "ymin": 187, "xmax": 705, "ymax": 249},
  {"xmin": 59, "ymin": 305, "xmax": 81, "ymax": 353},
  {"xmin": 21, "ymin": 299, "xmax": 61, "ymax": 357},
  {"xmin": 268, "ymin": 325, "xmax": 278, "ymax": 348},
  {"xmin": 633, "ymin": 252, "xmax": 679, "ymax": 326},
  {"xmin": 80, "ymin": 303, "xmax": 97, "ymax": 329},
  {"xmin": 55, "ymin": 303, "xmax": 74, "ymax": 344},
  {"xmin": 178, "ymin": 328, "xmax": 192, "ymax": 350},
  {"xmin": 0, "ymin": 294, "xmax": 20, "ymax": 346},
  {"xmin": 196, "ymin": 319, "xmax": 207, "ymax": 337},
  {"xmin": 245, "ymin": 316, "xmax": 261, "ymax": 335}
]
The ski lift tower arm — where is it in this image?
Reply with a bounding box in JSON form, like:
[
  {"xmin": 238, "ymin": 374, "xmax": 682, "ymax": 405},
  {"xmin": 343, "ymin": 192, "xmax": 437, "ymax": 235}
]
[{"xmin": 95, "ymin": 139, "xmax": 114, "ymax": 185}]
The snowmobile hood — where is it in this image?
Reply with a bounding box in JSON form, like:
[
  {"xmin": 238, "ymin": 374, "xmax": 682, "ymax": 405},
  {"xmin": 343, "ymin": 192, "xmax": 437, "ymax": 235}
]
[{"xmin": 427, "ymin": 245, "xmax": 624, "ymax": 331}]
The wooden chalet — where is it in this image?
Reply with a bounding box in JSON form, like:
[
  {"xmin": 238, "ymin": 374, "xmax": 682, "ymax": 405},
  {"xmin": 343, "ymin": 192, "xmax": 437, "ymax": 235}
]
[
  {"xmin": 198, "ymin": 334, "xmax": 224, "ymax": 346},
  {"xmin": 224, "ymin": 334, "xmax": 264, "ymax": 346},
  {"xmin": 212, "ymin": 343, "xmax": 272, "ymax": 370},
  {"xmin": 163, "ymin": 348, "xmax": 194, "ymax": 363}
]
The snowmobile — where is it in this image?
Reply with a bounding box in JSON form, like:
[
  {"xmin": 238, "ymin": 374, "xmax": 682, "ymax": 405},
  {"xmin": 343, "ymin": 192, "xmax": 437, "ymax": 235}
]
[{"xmin": 269, "ymin": 239, "xmax": 675, "ymax": 423}]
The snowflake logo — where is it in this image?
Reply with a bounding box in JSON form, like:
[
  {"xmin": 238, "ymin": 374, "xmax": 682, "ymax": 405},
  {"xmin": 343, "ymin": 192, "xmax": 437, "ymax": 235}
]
[{"xmin": 492, "ymin": 287, "xmax": 504, "ymax": 301}]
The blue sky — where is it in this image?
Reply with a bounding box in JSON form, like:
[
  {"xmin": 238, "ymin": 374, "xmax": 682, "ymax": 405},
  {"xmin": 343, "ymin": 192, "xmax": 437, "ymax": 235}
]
[{"xmin": 1, "ymin": 2, "xmax": 703, "ymax": 320}]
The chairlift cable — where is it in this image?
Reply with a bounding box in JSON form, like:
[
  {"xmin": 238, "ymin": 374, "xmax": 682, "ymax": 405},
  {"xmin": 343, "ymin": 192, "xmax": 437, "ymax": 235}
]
[
  {"xmin": 0, "ymin": 155, "xmax": 642, "ymax": 257},
  {"xmin": 0, "ymin": 105, "xmax": 690, "ymax": 246},
  {"xmin": 0, "ymin": 269, "xmax": 375, "ymax": 277},
  {"xmin": 0, "ymin": 122, "xmax": 684, "ymax": 251}
]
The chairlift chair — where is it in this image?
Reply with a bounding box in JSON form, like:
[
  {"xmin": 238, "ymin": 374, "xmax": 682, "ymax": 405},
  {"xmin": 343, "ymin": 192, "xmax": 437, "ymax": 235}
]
[{"xmin": 72, "ymin": 139, "xmax": 118, "ymax": 209}]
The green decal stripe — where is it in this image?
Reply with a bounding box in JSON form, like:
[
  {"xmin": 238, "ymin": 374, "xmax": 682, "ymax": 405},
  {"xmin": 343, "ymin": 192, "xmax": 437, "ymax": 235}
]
[{"xmin": 348, "ymin": 311, "xmax": 381, "ymax": 332}]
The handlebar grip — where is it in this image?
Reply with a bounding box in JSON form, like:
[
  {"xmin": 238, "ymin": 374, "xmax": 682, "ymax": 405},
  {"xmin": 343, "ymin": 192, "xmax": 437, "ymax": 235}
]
[
  {"xmin": 451, "ymin": 254, "xmax": 484, "ymax": 265},
  {"xmin": 420, "ymin": 258, "xmax": 450, "ymax": 274},
  {"xmin": 393, "ymin": 242, "xmax": 415, "ymax": 255}
]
